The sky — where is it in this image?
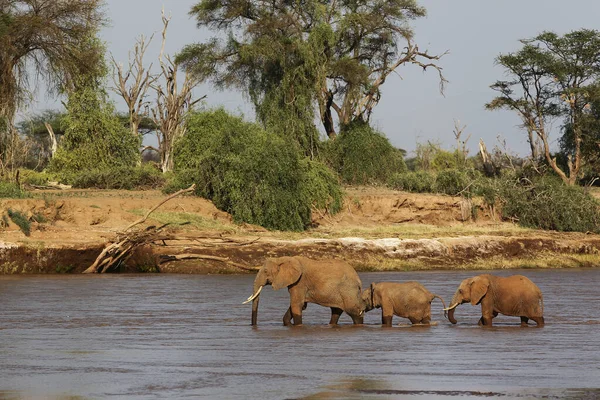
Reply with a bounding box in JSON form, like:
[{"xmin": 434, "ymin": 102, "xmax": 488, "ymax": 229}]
[{"xmin": 28, "ymin": 0, "xmax": 600, "ymax": 157}]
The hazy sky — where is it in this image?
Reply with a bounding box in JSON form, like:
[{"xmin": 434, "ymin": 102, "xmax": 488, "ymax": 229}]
[{"xmin": 28, "ymin": 0, "xmax": 600, "ymax": 156}]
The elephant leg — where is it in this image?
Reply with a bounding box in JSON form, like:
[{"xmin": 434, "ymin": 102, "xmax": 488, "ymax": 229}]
[
  {"xmin": 478, "ymin": 314, "xmax": 493, "ymax": 326},
  {"xmin": 531, "ymin": 316, "xmax": 545, "ymax": 327},
  {"xmin": 350, "ymin": 313, "xmax": 363, "ymax": 325},
  {"xmin": 408, "ymin": 316, "xmax": 420, "ymax": 325},
  {"xmin": 520, "ymin": 316, "xmax": 530, "ymax": 327},
  {"xmin": 288, "ymin": 288, "xmax": 305, "ymax": 326},
  {"xmin": 283, "ymin": 307, "xmax": 293, "ymax": 326},
  {"xmin": 420, "ymin": 316, "xmax": 431, "ymax": 325},
  {"xmin": 329, "ymin": 307, "xmax": 343, "ymax": 325},
  {"xmin": 382, "ymin": 314, "xmax": 393, "ymax": 327}
]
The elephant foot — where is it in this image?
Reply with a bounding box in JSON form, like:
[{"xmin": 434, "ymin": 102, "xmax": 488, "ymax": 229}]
[
  {"xmin": 382, "ymin": 316, "xmax": 393, "ymax": 327},
  {"xmin": 532, "ymin": 316, "xmax": 545, "ymax": 327}
]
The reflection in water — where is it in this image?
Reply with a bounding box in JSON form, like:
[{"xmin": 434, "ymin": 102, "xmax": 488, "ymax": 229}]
[{"xmin": 1, "ymin": 269, "xmax": 600, "ymax": 399}]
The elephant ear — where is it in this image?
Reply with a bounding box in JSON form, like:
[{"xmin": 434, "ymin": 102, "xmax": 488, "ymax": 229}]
[
  {"xmin": 271, "ymin": 258, "xmax": 302, "ymax": 291},
  {"xmin": 470, "ymin": 277, "xmax": 489, "ymax": 306}
]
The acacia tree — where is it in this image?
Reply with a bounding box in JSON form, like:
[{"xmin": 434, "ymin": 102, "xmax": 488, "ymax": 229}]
[
  {"xmin": 487, "ymin": 30, "xmax": 600, "ymax": 185},
  {"xmin": 0, "ymin": 0, "xmax": 105, "ymax": 168},
  {"xmin": 177, "ymin": 0, "xmax": 446, "ymax": 145}
]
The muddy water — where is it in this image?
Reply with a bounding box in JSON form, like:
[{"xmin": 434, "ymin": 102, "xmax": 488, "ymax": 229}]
[{"xmin": 1, "ymin": 269, "xmax": 599, "ymax": 399}]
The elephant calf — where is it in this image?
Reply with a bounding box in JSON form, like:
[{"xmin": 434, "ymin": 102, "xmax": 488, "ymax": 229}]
[
  {"xmin": 362, "ymin": 281, "xmax": 447, "ymax": 326},
  {"xmin": 445, "ymin": 274, "xmax": 545, "ymax": 327}
]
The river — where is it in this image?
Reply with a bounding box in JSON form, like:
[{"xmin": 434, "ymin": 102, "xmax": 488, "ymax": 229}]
[{"xmin": 1, "ymin": 269, "xmax": 599, "ymax": 399}]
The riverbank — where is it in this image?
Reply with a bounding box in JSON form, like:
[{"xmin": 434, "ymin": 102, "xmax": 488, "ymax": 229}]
[{"xmin": 1, "ymin": 187, "xmax": 600, "ymax": 273}]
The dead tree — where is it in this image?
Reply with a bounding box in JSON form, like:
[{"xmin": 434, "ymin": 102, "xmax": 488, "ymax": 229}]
[
  {"xmin": 452, "ymin": 119, "xmax": 471, "ymax": 167},
  {"xmin": 151, "ymin": 10, "xmax": 205, "ymax": 173},
  {"xmin": 110, "ymin": 35, "xmax": 156, "ymax": 140},
  {"xmin": 44, "ymin": 123, "xmax": 57, "ymax": 159},
  {"xmin": 83, "ymin": 185, "xmax": 196, "ymax": 273}
]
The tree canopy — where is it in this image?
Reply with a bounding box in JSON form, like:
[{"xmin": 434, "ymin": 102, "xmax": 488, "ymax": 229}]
[
  {"xmin": 487, "ymin": 29, "xmax": 600, "ymax": 185},
  {"xmin": 177, "ymin": 0, "xmax": 446, "ymax": 149}
]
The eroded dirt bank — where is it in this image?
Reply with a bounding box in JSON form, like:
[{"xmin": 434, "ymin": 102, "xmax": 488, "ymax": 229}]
[{"xmin": 1, "ymin": 187, "xmax": 600, "ymax": 273}]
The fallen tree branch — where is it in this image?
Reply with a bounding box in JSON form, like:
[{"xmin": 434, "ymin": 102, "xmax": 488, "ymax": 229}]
[{"xmin": 83, "ymin": 185, "xmax": 195, "ymax": 273}]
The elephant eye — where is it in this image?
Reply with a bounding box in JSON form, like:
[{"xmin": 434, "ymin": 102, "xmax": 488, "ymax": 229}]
[{"xmin": 459, "ymin": 289, "xmax": 463, "ymax": 294}]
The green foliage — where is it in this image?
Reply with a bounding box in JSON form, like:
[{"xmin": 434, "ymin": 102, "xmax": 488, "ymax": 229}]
[
  {"xmin": 488, "ymin": 29, "xmax": 600, "ymax": 183},
  {"xmin": 388, "ymin": 168, "xmax": 483, "ymax": 196},
  {"xmin": 0, "ymin": 181, "xmax": 29, "ymax": 198},
  {"xmin": 7, "ymin": 209, "xmax": 31, "ymax": 236},
  {"xmin": 324, "ymin": 122, "xmax": 406, "ymax": 185},
  {"xmin": 70, "ymin": 164, "xmax": 165, "ymax": 190},
  {"xmin": 172, "ymin": 109, "xmax": 342, "ymax": 231},
  {"xmin": 388, "ymin": 171, "xmax": 435, "ymax": 193},
  {"xmin": 19, "ymin": 169, "xmax": 53, "ymax": 186},
  {"xmin": 434, "ymin": 169, "xmax": 481, "ymax": 196},
  {"xmin": 178, "ymin": 0, "xmax": 438, "ymax": 140},
  {"xmin": 499, "ymin": 175, "xmax": 600, "ymax": 232},
  {"xmin": 300, "ymin": 159, "xmax": 344, "ymax": 214},
  {"xmin": 49, "ymin": 38, "xmax": 139, "ymax": 180},
  {"xmin": 1, "ymin": 1, "xmax": 106, "ymax": 166}
]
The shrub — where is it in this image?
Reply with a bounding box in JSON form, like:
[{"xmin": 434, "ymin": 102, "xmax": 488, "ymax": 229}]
[
  {"xmin": 434, "ymin": 169, "xmax": 482, "ymax": 196},
  {"xmin": 19, "ymin": 169, "xmax": 53, "ymax": 186},
  {"xmin": 172, "ymin": 109, "xmax": 343, "ymax": 231},
  {"xmin": 388, "ymin": 171, "xmax": 435, "ymax": 193},
  {"xmin": 48, "ymin": 71, "xmax": 139, "ymax": 180},
  {"xmin": 7, "ymin": 209, "xmax": 31, "ymax": 236},
  {"xmin": 431, "ymin": 149, "xmax": 459, "ymax": 171},
  {"xmin": 0, "ymin": 181, "xmax": 29, "ymax": 198},
  {"xmin": 300, "ymin": 159, "xmax": 344, "ymax": 215},
  {"xmin": 70, "ymin": 164, "xmax": 165, "ymax": 190},
  {"xmin": 325, "ymin": 121, "xmax": 406, "ymax": 185},
  {"xmin": 500, "ymin": 175, "xmax": 600, "ymax": 232}
]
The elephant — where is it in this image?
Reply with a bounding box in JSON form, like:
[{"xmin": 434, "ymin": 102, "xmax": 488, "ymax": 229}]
[
  {"xmin": 445, "ymin": 274, "xmax": 544, "ymax": 327},
  {"xmin": 362, "ymin": 281, "xmax": 447, "ymax": 326},
  {"xmin": 243, "ymin": 256, "xmax": 365, "ymax": 326}
]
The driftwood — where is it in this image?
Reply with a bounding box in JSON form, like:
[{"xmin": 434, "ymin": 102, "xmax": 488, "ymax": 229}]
[{"xmin": 83, "ymin": 185, "xmax": 195, "ymax": 273}]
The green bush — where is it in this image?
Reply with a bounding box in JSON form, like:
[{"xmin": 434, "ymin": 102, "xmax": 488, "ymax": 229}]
[
  {"xmin": 388, "ymin": 171, "xmax": 436, "ymax": 193},
  {"xmin": 0, "ymin": 182, "xmax": 29, "ymax": 198},
  {"xmin": 172, "ymin": 109, "xmax": 343, "ymax": 231},
  {"xmin": 70, "ymin": 164, "xmax": 165, "ymax": 190},
  {"xmin": 500, "ymin": 175, "xmax": 600, "ymax": 232},
  {"xmin": 19, "ymin": 169, "xmax": 53, "ymax": 186},
  {"xmin": 7, "ymin": 209, "xmax": 31, "ymax": 236},
  {"xmin": 324, "ymin": 121, "xmax": 406, "ymax": 185},
  {"xmin": 434, "ymin": 169, "xmax": 482, "ymax": 196},
  {"xmin": 300, "ymin": 159, "xmax": 344, "ymax": 214},
  {"xmin": 49, "ymin": 71, "xmax": 140, "ymax": 179}
]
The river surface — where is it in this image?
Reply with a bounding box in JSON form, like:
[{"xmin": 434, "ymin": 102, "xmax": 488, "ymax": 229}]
[{"xmin": 1, "ymin": 269, "xmax": 599, "ymax": 399}]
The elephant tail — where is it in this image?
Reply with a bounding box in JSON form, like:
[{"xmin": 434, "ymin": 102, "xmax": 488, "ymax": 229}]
[
  {"xmin": 432, "ymin": 294, "xmax": 448, "ymax": 318},
  {"xmin": 539, "ymin": 291, "xmax": 544, "ymax": 317}
]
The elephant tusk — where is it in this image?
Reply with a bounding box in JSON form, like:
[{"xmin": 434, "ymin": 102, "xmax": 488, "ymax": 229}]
[
  {"xmin": 443, "ymin": 303, "xmax": 458, "ymax": 311},
  {"xmin": 242, "ymin": 286, "xmax": 263, "ymax": 304}
]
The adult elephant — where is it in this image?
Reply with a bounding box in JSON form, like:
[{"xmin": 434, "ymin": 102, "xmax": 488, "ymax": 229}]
[
  {"xmin": 444, "ymin": 274, "xmax": 544, "ymax": 327},
  {"xmin": 243, "ymin": 256, "xmax": 365, "ymax": 326}
]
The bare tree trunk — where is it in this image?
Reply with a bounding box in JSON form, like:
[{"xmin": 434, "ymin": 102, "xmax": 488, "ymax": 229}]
[
  {"xmin": 527, "ymin": 126, "xmax": 538, "ymax": 161},
  {"xmin": 44, "ymin": 122, "xmax": 58, "ymax": 159},
  {"xmin": 151, "ymin": 10, "xmax": 203, "ymax": 173}
]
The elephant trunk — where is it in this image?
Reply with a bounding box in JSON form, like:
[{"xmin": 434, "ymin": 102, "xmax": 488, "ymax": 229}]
[
  {"xmin": 247, "ymin": 269, "xmax": 268, "ymax": 326},
  {"xmin": 447, "ymin": 305, "xmax": 457, "ymax": 324},
  {"xmin": 251, "ymin": 296, "xmax": 260, "ymax": 326},
  {"xmin": 444, "ymin": 291, "xmax": 462, "ymax": 324}
]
